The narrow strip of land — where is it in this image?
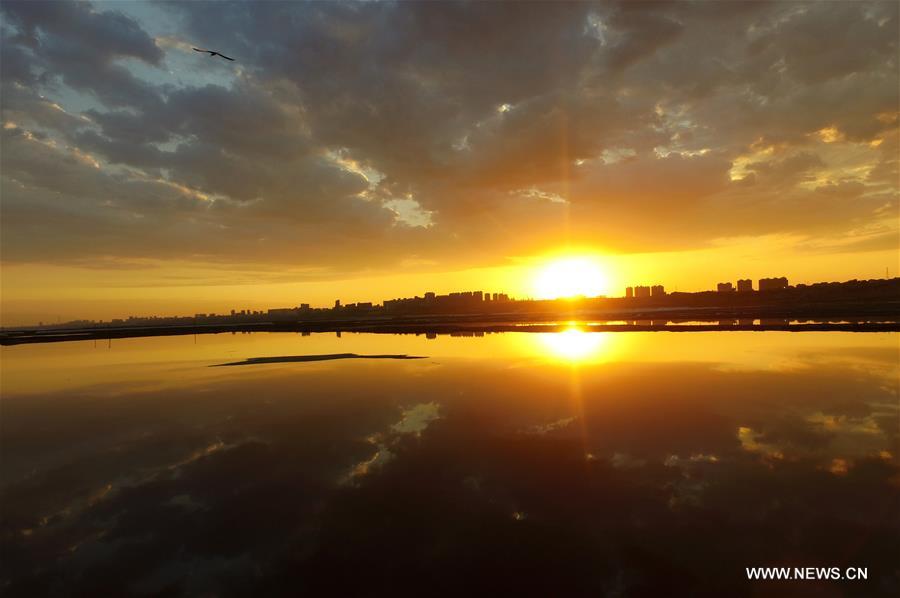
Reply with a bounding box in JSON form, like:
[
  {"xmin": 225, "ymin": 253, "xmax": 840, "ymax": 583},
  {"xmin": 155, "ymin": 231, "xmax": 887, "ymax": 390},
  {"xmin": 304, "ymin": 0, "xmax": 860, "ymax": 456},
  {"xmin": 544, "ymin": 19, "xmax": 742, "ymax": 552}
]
[{"xmin": 212, "ymin": 353, "xmax": 427, "ymax": 367}]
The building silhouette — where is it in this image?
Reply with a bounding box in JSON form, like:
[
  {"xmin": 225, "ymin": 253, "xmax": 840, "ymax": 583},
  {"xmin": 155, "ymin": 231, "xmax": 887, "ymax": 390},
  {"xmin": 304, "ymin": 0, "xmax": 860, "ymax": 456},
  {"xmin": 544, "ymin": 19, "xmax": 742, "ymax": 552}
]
[
  {"xmin": 717, "ymin": 282, "xmax": 735, "ymax": 293},
  {"xmin": 759, "ymin": 277, "xmax": 789, "ymax": 291},
  {"xmin": 13, "ymin": 277, "xmax": 900, "ymax": 335}
]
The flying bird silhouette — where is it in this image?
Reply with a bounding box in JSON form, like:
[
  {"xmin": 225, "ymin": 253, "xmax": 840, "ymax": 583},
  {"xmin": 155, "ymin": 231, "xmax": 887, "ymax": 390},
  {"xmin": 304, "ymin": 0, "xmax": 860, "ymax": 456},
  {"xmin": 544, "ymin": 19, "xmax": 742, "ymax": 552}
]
[{"xmin": 192, "ymin": 47, "xmax": 235, "ymax": 61}]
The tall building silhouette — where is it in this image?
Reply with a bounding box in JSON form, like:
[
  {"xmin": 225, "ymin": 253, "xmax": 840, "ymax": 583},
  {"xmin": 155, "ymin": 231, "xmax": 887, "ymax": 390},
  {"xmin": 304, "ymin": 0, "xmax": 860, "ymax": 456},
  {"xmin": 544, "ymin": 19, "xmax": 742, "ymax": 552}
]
[{"xmin": 759, "ymin": 277, "xmax": 788, "ymax": 291}]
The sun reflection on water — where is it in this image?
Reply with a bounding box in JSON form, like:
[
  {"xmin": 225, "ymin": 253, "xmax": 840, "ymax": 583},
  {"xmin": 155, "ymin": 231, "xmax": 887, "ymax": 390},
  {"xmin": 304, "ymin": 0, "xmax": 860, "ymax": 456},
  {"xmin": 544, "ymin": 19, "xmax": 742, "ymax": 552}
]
[{"xmin": 537, "ymin": 327, "xmax": 611, "ymax": 362}]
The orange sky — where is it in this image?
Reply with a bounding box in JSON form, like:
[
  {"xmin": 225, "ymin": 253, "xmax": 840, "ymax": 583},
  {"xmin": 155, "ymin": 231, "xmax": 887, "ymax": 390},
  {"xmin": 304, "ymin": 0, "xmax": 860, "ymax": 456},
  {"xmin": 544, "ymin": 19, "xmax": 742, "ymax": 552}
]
[
  {"xmin": 0, "ymin": 1, "xmax": 897, "ymax": 326},
  {"xmin": 3, "ymin": 239, "xmax": 896, "ymax": 325}
]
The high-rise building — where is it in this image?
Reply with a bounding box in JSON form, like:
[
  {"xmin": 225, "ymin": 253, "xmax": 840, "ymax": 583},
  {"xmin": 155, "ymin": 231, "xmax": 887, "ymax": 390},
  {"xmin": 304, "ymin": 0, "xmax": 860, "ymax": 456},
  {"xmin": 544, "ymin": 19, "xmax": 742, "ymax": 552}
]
[
  {"xmin": 758, "ymin": 277, "xmax": 788, "ymax": 291},
  {"xmin": 635, "ymin": 285, "xmax": 651, "ymax": 298},
  {"xmin": 625, "ymin": 286, "xmax": 634, "ymax": 298},
  {"xmin": 334, "ymin": 299, "xmax": 341, "ymax": 308},
  {"xmin": 651, "ymin": 285, "xmax": 666, "ymax": 297},
  {"xmin": 737, "ymin": 279, "xmax": 752, "ymax": 292},
  {"xmin": 717, "ymin": 282, "xmax": 734, "ymax": 293}
]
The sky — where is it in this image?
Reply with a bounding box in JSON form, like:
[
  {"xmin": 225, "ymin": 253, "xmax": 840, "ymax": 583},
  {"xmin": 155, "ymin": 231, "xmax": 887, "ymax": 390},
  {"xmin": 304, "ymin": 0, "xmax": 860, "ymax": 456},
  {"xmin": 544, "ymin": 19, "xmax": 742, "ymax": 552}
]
[{"xmin": 0, "ymin": 0, "xmax": 898, "ymax": 325}]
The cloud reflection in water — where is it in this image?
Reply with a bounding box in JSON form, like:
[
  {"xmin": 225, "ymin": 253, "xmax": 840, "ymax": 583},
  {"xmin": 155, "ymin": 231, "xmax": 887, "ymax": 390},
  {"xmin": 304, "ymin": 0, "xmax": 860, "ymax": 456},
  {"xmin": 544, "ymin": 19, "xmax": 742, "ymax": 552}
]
[{"xmin": 0, "ymin": 332, "xmax": 897, "ymax": 596}]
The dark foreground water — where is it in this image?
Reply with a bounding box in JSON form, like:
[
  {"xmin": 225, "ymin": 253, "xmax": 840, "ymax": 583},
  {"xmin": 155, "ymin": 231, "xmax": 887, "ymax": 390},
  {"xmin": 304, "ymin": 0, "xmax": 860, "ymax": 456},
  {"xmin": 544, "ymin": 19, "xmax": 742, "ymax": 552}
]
[{"xmin": 1, "ymin": 331, "xmax": 898, "ymax": 597}]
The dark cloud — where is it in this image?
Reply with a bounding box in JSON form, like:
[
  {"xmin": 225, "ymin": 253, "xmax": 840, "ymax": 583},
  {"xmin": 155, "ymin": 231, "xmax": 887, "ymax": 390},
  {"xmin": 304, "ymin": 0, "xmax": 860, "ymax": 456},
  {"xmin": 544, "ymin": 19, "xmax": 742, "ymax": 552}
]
[
  {"xmin": 1, "ymin": 0, "xmax": 165, "ymax": 111},
  {"xmin": 747, "ymin": 1, "xmax": 898, "ymax": 85},
  {"xmin": 1, "ymin": 0, "xmax": 162, "ymax": 65},
  {"xmin": 0, "ymin": 0, "xmax": 897, "ymax": 271}
]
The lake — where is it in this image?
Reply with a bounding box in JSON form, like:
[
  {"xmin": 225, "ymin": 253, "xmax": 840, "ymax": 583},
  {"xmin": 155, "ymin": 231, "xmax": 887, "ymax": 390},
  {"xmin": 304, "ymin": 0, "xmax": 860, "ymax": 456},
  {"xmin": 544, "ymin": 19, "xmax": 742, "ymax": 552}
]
[{"xmin": 1, "ymin": 331, "xmax": 898, "ymax": 596}]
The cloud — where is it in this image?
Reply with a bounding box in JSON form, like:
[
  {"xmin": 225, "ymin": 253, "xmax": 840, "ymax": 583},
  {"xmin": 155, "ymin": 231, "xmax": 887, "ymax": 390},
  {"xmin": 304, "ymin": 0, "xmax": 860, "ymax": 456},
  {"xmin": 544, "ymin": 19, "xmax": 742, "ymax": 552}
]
[
  {"xmin": 1, "ymin": 0, "xmax": 165, "ymax": 111},
  {"xmin": 0, "ymin": 0, "xmax": 897, "ymax": 272}
]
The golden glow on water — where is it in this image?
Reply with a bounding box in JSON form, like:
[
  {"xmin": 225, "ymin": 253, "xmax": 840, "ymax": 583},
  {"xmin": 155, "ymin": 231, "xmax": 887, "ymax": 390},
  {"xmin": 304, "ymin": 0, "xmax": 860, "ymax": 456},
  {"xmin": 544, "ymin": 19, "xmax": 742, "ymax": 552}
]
[
  {"xmin": 1, "ymin": 331, "xmax": 897, "ymax": 395},
  {"xmin": 537, "ymin": 328, "xmax": 611, "ymax": 362}
]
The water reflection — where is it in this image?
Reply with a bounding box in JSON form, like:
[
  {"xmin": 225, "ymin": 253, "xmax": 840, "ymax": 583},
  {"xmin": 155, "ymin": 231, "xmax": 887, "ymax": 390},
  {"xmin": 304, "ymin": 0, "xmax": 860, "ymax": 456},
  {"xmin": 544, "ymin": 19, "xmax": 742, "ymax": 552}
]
[
  {"xmin": 1, "ymin": 332, "xmax": 898, "ymax": 596},
  {"xmin": 536, "ymin": 327, "xmax": 611, "ymax": 362},
  {"xmin": 2, "ymin": 330, "xmax": 896, "ymax": 395}
]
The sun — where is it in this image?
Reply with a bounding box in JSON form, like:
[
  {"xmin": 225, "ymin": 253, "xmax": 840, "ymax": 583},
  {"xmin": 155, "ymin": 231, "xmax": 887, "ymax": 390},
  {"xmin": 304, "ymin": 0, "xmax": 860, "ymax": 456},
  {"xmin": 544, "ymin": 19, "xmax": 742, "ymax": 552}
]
[{"xmin": 532, "ymin": 256, "xmax": 610, "ymax": 299}]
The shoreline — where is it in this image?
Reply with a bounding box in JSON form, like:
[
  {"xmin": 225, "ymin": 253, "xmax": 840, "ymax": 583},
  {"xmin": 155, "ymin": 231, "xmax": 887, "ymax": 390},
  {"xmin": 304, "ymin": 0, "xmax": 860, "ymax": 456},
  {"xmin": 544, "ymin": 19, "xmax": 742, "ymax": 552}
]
[{"xmin": 2, "ymin": 319, "xmax": 898, "ymax": 346}]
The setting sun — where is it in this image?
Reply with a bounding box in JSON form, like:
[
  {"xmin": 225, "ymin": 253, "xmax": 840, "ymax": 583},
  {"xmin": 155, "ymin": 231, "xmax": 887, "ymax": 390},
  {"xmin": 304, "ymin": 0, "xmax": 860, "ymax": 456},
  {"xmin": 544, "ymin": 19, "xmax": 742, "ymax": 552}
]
[{"xmin": 532, "ymin": 257, "xmax": 610, "ymax": 299}]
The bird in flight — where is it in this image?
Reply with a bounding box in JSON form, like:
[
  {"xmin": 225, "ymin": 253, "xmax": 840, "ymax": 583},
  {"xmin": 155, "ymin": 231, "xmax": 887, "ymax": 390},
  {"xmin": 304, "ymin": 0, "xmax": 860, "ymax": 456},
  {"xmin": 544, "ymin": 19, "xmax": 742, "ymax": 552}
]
[{"xmin": 192, "ymin": 47, "xmax": 235, "ymax": 61}]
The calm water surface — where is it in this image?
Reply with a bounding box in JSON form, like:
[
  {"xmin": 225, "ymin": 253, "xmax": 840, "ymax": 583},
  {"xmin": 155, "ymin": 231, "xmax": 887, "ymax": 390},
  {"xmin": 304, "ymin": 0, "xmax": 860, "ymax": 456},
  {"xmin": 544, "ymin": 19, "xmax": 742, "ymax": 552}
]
[{"xmin": 2, "ymin": 331, "xmax": 898, "ymax": 596}]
